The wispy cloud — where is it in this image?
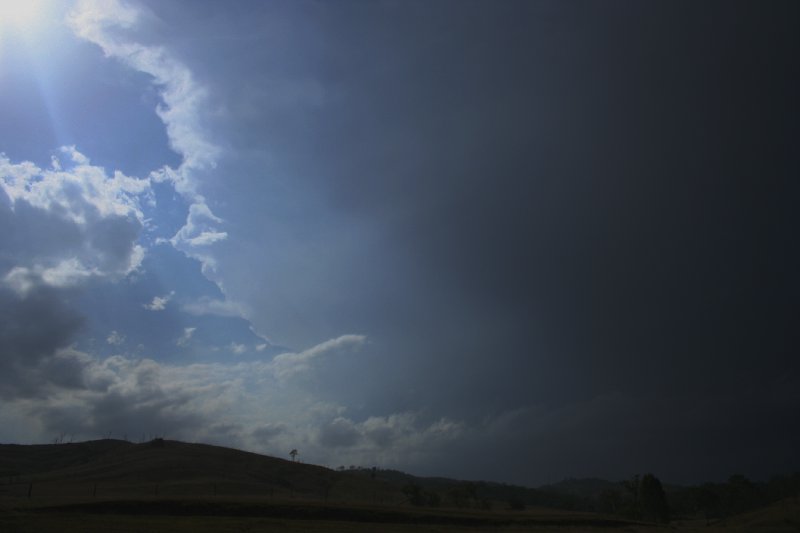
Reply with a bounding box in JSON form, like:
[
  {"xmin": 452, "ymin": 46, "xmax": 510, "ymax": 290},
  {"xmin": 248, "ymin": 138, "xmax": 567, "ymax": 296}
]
[
  {"xmin": 67, "ymin": 0, "xmax": 218, "ymax": 177},
  {"xmin": 168, "ymin": 203, "xmax": 228, "ymax": 275},
  {"xmin": 271, "ymin": 334, "xmax": 366, "ymax": 381},
  {"xmin": 176, "ymin": 326, "xmax": 196, "ymax": 347},
  {"xmin": 182, "ymin": 296, "xmax": 244, "ymax": 318},
  {"xmin": 106, "ymin": 330, "xmax": 125, "ymax": 346}
]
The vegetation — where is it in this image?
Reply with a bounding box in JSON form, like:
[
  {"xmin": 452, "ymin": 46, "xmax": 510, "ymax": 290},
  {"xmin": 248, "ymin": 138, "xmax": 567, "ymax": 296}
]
[
  {"xmin": 343, "ymin": 465, "xmax": 800, "ymax": 523},
  {"xmin": 1, "ymin": 439, "xmax": 798, "ymax": 532},
  {"xmin": 401, "ymin": 482, "xmax": 440, "ymax": 507}
]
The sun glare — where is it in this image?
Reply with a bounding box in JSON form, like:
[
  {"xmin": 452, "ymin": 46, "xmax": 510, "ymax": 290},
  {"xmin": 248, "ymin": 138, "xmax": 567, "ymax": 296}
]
[{"xmin": 0, "ymin": 0, "xmax": 48, "ymax": 34}]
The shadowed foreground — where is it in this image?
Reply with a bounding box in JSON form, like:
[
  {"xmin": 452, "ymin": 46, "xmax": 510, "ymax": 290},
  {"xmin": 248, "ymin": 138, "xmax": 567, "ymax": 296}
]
[
  {"xmin": 3, "ymin": 498, "xmax": 799, "ymax": 533},
  {"xmin": 1, "ymin": 498, "xmax": 650, "ymax": 532},
  {"xmin": 1, "ymin": 439, "xmax": 797, "ymax": 532}
]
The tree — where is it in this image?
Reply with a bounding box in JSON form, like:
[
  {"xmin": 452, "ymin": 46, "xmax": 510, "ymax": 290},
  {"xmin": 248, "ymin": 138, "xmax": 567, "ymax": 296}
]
[
  {"xmin": 639, "ymin": 473, "xmax": 669, "ymax": 524},
  {"xmin": 692, "ymin": 484, "xmax": 720, "ymax": 524},
  {"xmin": 722, "ymin": 474, "xmax": 760, "ymax": 515},
  {"xmin": 598, "ymin": 488, "xmax": 622, "ymax": 514},
  {"xmin": 402, "ymin": 483, "xmax": 425, "ymax": 506},
  {"xmin": 621, "ymin": 475, "xmax": 641, "ymax": 518},
  {"xmin": 447, "ymin": 482, "xmax": 479, "ymax": 508},
  {"xmin": 289, "ymin": 449, "xmax": 298, "ymax": 461},
  {"xmin": 402, "ymin": 483, "xmax": 440, "ymax": 507}
]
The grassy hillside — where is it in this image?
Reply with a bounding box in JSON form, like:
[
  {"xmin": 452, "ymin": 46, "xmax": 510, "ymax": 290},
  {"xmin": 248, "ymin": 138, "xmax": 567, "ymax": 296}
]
[
  {"xmin": 1, "ymin": 439, "xmax": 797, "ymax": 532},
  {"xmin": 0, "ymin": 439, "xmax": 130, "ymax": 477},
  {"xmin": 0, "ymin": 439, "xmax": 404, "ymax": 504}
]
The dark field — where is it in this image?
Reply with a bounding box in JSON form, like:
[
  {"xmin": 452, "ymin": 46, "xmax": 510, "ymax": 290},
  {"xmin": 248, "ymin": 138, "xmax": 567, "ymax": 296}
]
[
  {"xmin": 3, "ymin": 497, "xmax": 799, "ymax": 532},
  {"xmin": 0, "ymin": 498, "xmax": 647, "ymax": 532}
]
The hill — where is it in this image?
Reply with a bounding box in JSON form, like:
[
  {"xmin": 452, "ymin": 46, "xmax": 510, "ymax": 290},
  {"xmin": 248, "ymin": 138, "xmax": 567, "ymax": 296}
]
[
  {"xmin": 2, "ymin": 439, "xmax": 798, "ymax": 532},
  {"xmin": 0, "ymin": 439, "xmax": 129, "ymax": 477},
  {"xmin": 0, "ymin": 439, "xmax": 614, "ymax": 509},
  {"xmin": 716, "ymin": 497, "xmax": 800, "ymax": 532},
  {"xmin": 0, "ymin": 439, "xmax": 650, "ymax": 532},
  {"xmin": 0, "ymin": 439, "xmax": 402, "ymax": 504}
]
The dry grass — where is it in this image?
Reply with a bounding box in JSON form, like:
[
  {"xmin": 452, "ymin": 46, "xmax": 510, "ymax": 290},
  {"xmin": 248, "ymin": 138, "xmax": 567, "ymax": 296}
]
[{"xmin": 2, "ymin": 440, "xmax": 797, "ymax": 532}]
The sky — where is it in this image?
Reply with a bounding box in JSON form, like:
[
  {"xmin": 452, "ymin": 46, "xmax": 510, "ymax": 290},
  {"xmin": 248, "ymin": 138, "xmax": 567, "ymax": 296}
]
[{"xmin": 0, "ymin": 0, "xmax": 798, "ymax": 487}]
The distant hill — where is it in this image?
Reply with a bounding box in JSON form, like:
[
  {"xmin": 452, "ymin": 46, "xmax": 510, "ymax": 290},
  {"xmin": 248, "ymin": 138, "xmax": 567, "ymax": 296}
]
[
  {"xmin": 344, "ymin": 468, "xmax": 606, "ymax": 511},
  {"xmin": 540, "ymin": 477, "xmax": 623, "ymax": 500}
]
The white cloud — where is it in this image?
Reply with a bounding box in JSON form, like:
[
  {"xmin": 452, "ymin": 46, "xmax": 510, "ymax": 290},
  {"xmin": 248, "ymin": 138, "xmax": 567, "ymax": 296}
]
[
  {"xmin": 41, "ymin": 259, "xmax": 97, "ymax": 287},
  {"xmin": 67, "ymin": 0, "xmax": 226, "ymax": 279},
  {"xmin": 0, "ymin": 150, "xmax": 150, "ymax": 293},
  {"xmin": 106, "ymin": 330, "xmax": 125, "ymax": 346},
  {"xmin": 0, "ymin": 317, "xmax": 461, "ymax": 471},
  {"xmin": 229, "ymin": 342, "xmax": 247, "ymax": 355},
  {"xmin": 1, "ymin": 344, "xmax": 464, "ymax": 471},
  {"xmin": 176, "ymin": 327, "xmax": 196, "ymax": 347},
  {"xmin": 2, "ymin": 268, "xmax": 37, "ymax": 295},
  {"xmin": 1, "ymin": 147, "xmax": 149, "ymax": 224},
  {"xmin": 169, "ymin": 203, "xmax": 228, "ymax": 274},
  {"xmin": 271, "ymin": 334, "xmax": 367, "ymax": 381},
  {"xmin": 186, "ymin": 230, "xmax": 228, "ymax": 247},
  {"xmin": 143, "ymin": 291, "xmax": 174, "ymax": 311},
  {"xmin": 67, "ymin": 1, "xmax": 218, "ymax": 177},
  {"xmin": 315, "ymin": 412, "xmax": 465, "ymax": 466},
  {"xmin": 182, "ymin": 296, "xmax": 244, "ymax": 318}
]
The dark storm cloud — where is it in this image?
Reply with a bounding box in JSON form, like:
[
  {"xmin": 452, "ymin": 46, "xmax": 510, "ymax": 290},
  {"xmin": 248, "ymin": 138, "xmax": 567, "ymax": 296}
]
[
  {"xmin": 425, "ymin": 385, "xmax": 800, "ymax": 486},
  {"xmin": 318, "ymin": 417, "xmax": 362, "ymax": 449},
  {"xmin": 85, "ymin": 387, "xmax": 202, "ymax": 437},
  {"xmin": 33, "ymin": 386, "xmax": 205, "ymax": 441},
  {"xmin": 0, "ymin": 152, "xmax": 150, "ymax": 398},
  {"xmin": 0, "ymin": 188, "xmax": 82, "ymax": 273},
  {"xmin": 251, "ymin": 423, "xmax": 287, "ymax": 443},
  {"xmin": 0, "ymin": 286, "xmax": 85, "ymax": 398},
  {"xmin": 201, "ymin": 0, "xmax": 799, "ymax": 483},
  {"xmin": 35, "ymin": 349, "xmax": 99, "ymax": 391},
  {"xmin": 28, "ymin": 356, "xmax": 225, "ymax": 442}
]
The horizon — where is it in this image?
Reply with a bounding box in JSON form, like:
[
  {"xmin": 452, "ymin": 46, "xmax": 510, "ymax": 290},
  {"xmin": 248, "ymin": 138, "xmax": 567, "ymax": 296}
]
[
  {"xmin": 3, "ymin": 436, "xmax": 793, "ymax": 489},
  {"xmin": 1, "ymin": 0, "xmax": 798, "ymax": 488}
]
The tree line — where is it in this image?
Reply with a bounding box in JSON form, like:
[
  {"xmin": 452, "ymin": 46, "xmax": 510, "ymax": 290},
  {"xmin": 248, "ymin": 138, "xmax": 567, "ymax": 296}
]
[
  {"xmin": 570, "ymin": 472, "xmax": 800, "ymax": 523},
  {"xmin": 350, "ymin": 467, "xmax": 800, "ymax": 524}
]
